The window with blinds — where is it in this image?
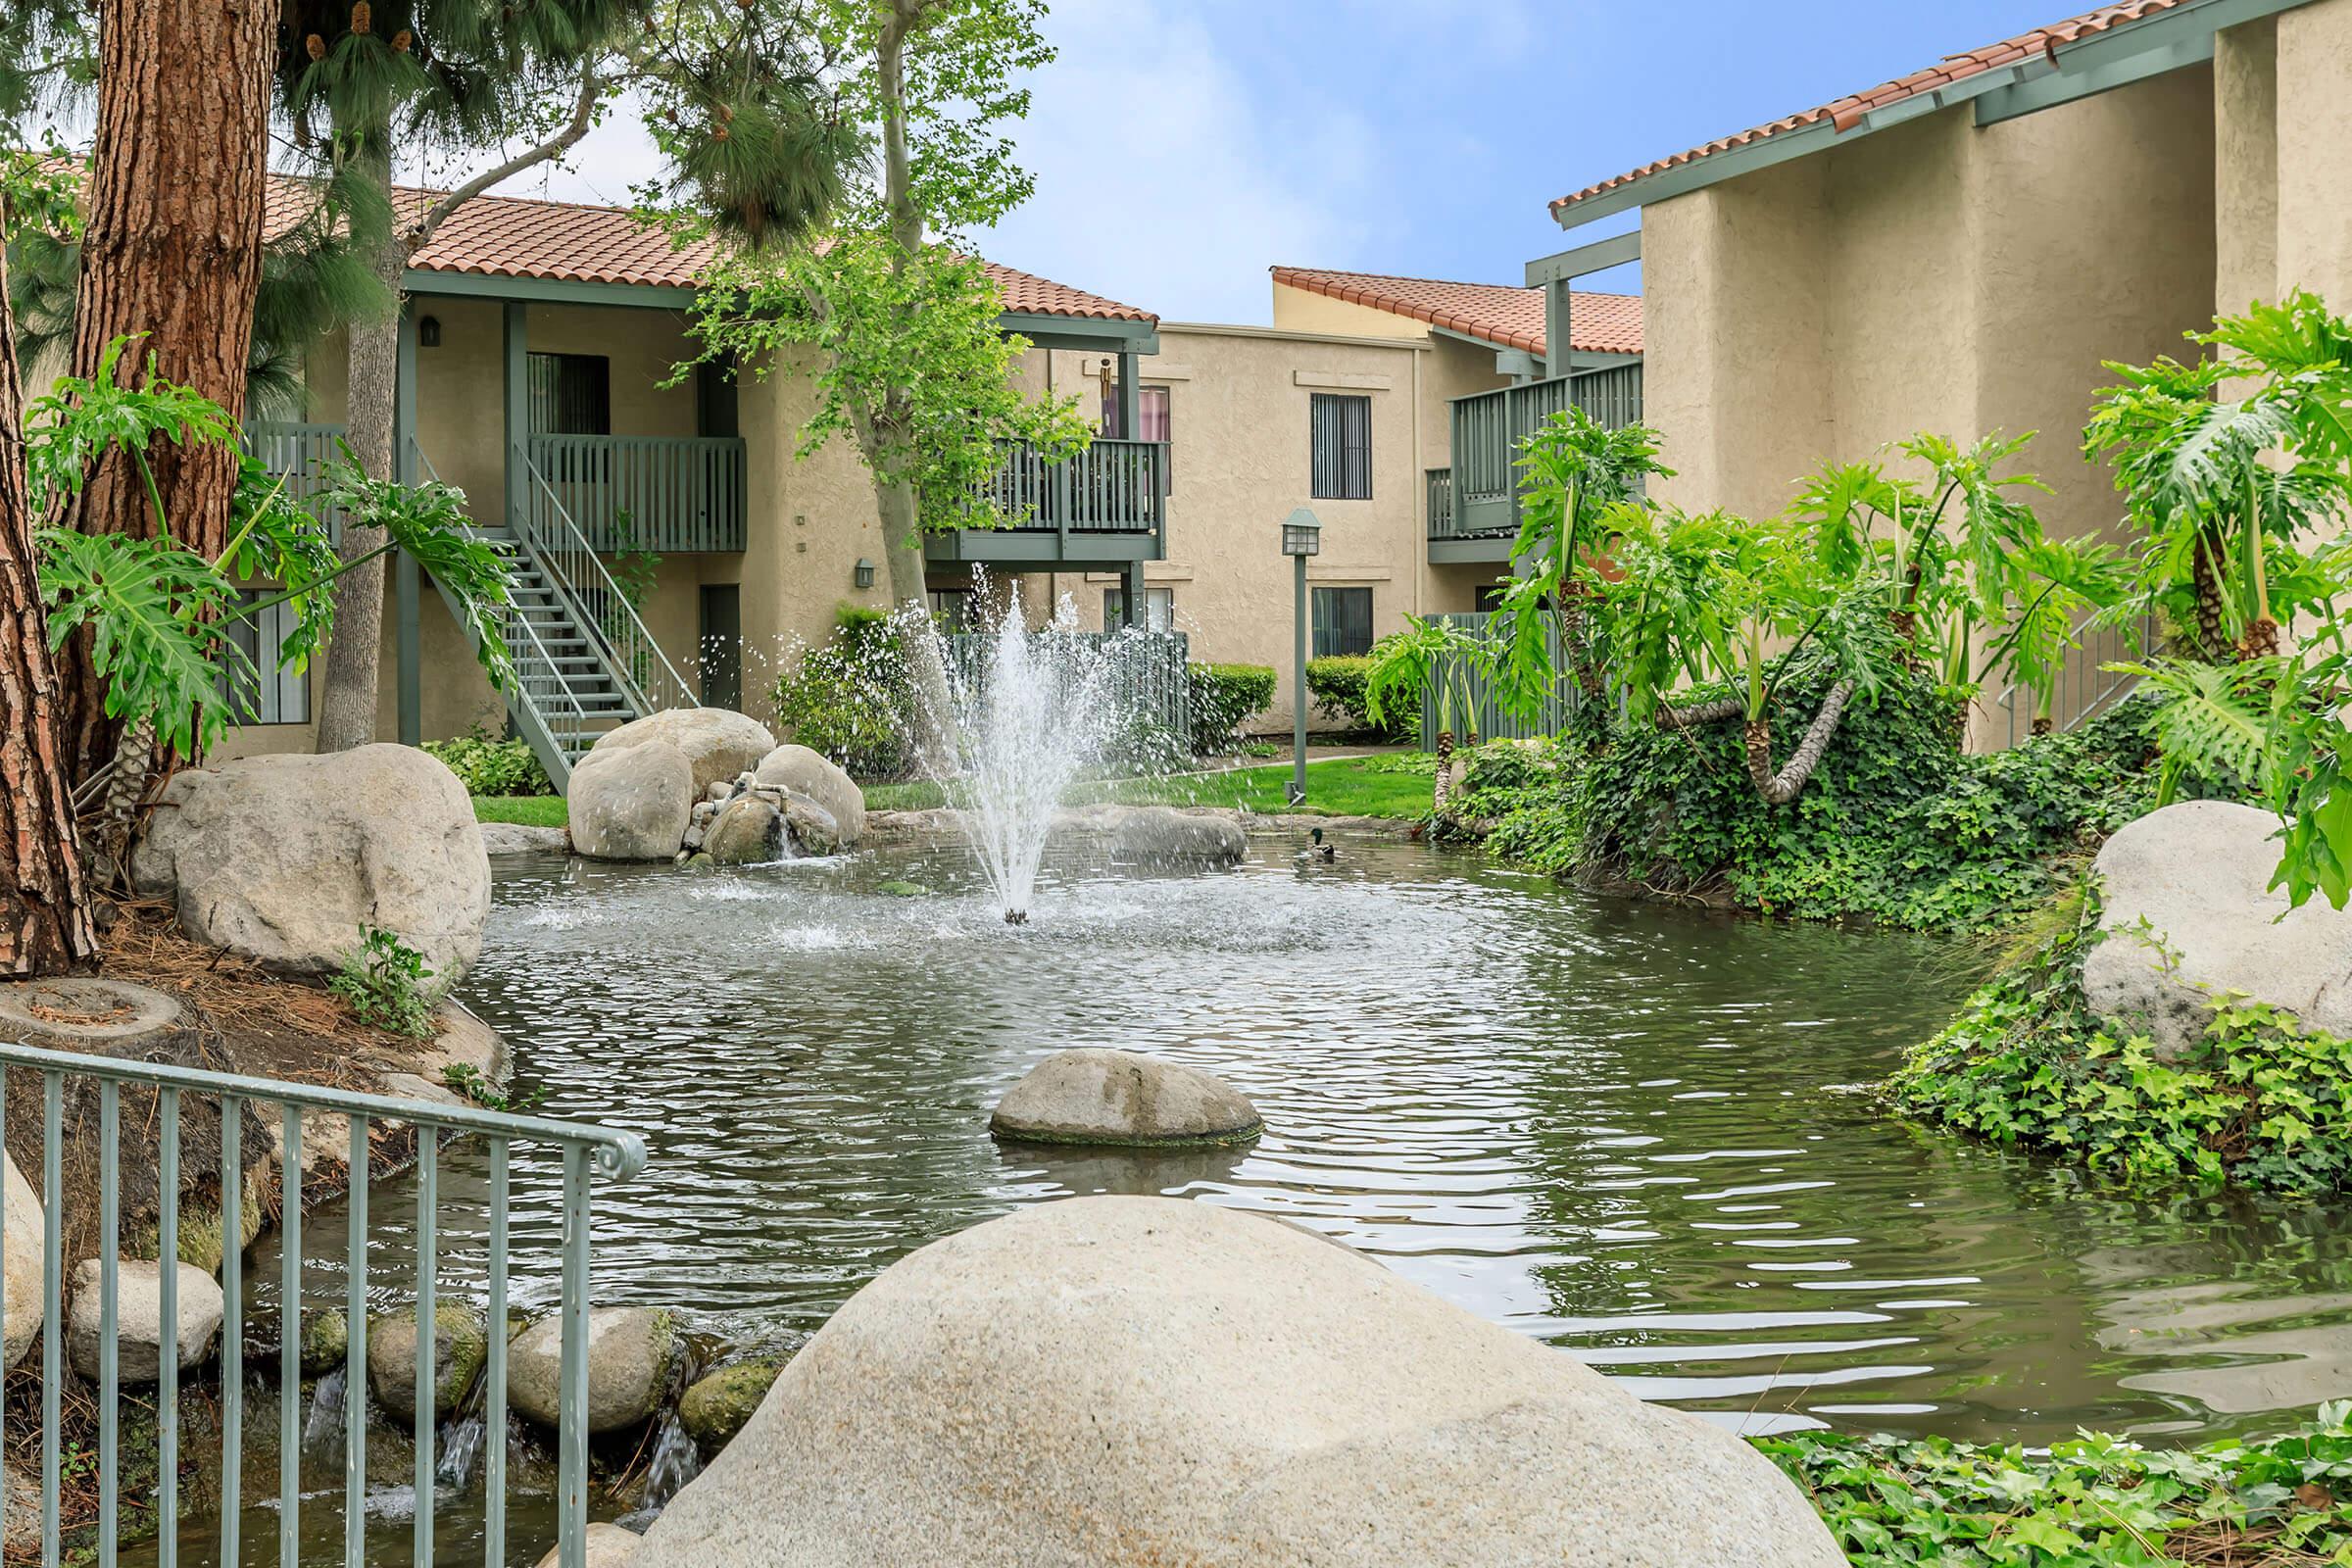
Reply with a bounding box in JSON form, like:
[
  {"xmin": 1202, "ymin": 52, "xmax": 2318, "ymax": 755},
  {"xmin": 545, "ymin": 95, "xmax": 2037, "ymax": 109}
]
[
  {"xmin": 220, "ymin": 591, "xmax": 310, "ymax": 724},
  {"xmin": 1311, "ymin": 586, "xmax": 1374, "ymax": 658},
  {"xmin": 527, "ymin": 352, "xmax": 612, "ymax": 435},
  {"xmin": 1309, "ymin": 393, "xmax": 1372, "ymax": 500}
]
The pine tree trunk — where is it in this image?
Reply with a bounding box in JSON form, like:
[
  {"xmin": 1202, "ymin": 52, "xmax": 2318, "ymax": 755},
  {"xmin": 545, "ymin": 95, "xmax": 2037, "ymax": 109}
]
[
  {"xmin": 313, "ymin": 140, "xmax": 405, "ymax": 754},
  {"xmin": 1743, "ymin": 680, "xmax": 1854, "ymax": 807},
  {"xmin": 52, "ymin": 0, "xmax": 272, "ymax": 787},
  {"xmin": 0, "ymin": 244, "xmax": 100, "ymax": 976}
]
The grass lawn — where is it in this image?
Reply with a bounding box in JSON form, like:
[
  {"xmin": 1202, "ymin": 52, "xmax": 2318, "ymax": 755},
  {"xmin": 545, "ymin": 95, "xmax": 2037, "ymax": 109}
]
[
  {"xmin": 861, "ymin": 757, "xmax": 1430, "ymax": 820},
  {"xmin": 473, "ymin": 795, "xmax": 566, "ymax": 826}
]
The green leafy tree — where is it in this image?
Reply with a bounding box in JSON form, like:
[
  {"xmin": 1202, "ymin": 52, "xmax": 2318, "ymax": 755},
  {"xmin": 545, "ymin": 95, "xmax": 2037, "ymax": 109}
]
[
  {"xmin": 673, "ymin": 0, "xmax": 1092, "ymax": 747},
  {"xmin": 276, "ymin": 0, "xmax": 853, "ymax": 750}
]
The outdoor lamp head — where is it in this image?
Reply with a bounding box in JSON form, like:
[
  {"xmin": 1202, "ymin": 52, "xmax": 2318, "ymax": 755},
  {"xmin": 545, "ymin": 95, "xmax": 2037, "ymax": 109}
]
[{"xmin": 1281, "ymin": 508, "xmax": 1322, "ymax": 558}]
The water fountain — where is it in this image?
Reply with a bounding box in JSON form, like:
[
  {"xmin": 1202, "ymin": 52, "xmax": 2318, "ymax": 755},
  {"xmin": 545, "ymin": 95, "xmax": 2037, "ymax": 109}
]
[{"xmin": 897, "ymin": 582, "xmax": 1167, "ymax": 923}]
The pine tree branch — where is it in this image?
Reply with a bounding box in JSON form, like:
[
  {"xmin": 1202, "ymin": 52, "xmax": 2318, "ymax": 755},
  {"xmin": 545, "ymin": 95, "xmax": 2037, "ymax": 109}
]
[{"xmin": 411, "ymin": 64, "xmax": 604, "ymax": 249}]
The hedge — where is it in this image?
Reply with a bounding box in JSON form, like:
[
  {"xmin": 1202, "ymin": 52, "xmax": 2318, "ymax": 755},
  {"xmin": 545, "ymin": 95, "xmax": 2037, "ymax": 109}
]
[{"xmin": 1188, "ymin": 662, "xmax": 1276, "ymax": 756}]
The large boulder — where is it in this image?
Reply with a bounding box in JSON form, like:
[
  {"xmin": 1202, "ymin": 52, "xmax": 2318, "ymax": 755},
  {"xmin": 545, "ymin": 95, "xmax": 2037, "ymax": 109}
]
[
  {"xmin": 753, "ymin": 746, "xmax": 865, "ymax": 846},
  {"xmin": 368, "ymin": 1301, "xmax": 489, "ymax": 1422},
  {"xmin": 991, "ymin": 1049, "xmax": 1261, "ymax": 1149},
  {"xmin": 480, "ymin": 821, "xmax": 569, "ymax": 857},
  {"xmin": 1059, "ymin": 805, "xmax": 1247, "ymax": 866},
  {"xmin": 2082, "ymin": 800, "xmax": 2352, "ymax": 1054},
  {"xmin": 508, "ymin": 1306, "xmax": 678, "ymax": 1435},
  {"xmin": 592, "ymin": 709, "xmax": 775, "ymax": 799},
  {"xmin": 4, "ymin": 1153, "xmax": 40, "ymax": 1370},
  {"xmin": 130, "ymin": 745, "xmax": 489, "ymax": 980},
  {"xmin": 568, "ymin": 742, "xmax": 695, "ymax": 861},
  {"xmin": 702, "ymin": 796, "xmax": 785, "ymax": 866},
  {"xmin": 781, "ymin": 797, "xmax": 841, "ymax": 858},
  {"xmin": 634, "ymin": 1199, "xmax": 1838, "ymax": 1568},
  {"xmin": 66, "ymin": 1259, "xmax": 223, "ymax": 1383}
]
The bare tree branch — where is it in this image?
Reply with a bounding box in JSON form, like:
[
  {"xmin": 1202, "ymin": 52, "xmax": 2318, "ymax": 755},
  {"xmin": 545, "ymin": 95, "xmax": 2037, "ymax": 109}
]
[{"xmin": 411, "ymin": 63, "xmax": 603, "ymax": 249}]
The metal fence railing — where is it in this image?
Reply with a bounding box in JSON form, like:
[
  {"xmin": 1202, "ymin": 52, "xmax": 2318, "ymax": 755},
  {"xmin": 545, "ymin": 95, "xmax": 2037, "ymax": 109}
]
[
  {"xmin": 0, "ymin": 1034, "xmax": 646, "ymax": 1568},
  {"xmin": 1987, "ymin": 610, "xmax": 2159, "ymax": 748}
]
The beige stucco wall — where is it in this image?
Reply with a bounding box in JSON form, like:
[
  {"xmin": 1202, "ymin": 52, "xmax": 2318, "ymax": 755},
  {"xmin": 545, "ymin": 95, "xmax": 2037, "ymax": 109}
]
[
  {"xmin": 2220, "ymin": 0, "xmax": 2352, "ymax": 316},
  {"xmin": 1640, "ymin": 65, "xmax": 2218, "ymax": 746}
]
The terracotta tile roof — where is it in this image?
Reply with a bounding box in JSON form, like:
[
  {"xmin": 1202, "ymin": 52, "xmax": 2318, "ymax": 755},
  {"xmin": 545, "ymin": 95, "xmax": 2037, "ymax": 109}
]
[
  {"xmin": 261, "ymin": 172, "xmax": 1154, "ymax": 322},
  {"xmin": 1269, "ymin": 266, "xmax": 1642, "ymax": 357},
  {"xmin": 1552, "ymin": 0, "xmax": 2193, "ymax": 214}
]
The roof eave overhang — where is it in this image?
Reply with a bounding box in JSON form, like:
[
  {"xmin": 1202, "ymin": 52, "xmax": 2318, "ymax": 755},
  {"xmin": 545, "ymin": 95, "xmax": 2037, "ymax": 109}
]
[
  {"xmin": 1548, "ymin": 0, "xmax": 2308, "ymax": 232},
  {"xmin": 999, "ymin": 310, "xmax": 1160, "ymax": 356}
]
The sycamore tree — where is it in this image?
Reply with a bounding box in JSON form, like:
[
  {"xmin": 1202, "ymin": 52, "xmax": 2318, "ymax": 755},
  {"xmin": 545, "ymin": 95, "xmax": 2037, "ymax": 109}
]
[
  {"xmin": 274, "ymin": 0, "xmax": 854, "ymax": 750},
  {"xmin": 671, "ymin": 0, "xmax": 1092, "ymax": 743}
]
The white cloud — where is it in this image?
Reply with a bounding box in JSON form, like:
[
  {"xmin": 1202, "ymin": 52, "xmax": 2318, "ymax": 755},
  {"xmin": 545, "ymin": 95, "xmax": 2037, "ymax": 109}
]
[{"xmin": 974, "ymin": 0, "xmax": 1366, "ymax": 323}]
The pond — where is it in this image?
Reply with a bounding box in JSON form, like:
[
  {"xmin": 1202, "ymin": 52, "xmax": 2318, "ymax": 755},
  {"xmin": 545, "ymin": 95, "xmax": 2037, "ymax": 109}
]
[{"xmin": 196, "ymin": 834, "xmax": 2352, "ymax": 1562}]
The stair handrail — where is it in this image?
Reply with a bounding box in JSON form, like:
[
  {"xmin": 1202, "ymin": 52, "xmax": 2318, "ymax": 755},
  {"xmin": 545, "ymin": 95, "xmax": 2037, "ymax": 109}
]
[
  {"xmin": 514, "ymin": 447, "xmax": 697, "ymax": 715},
  {"xmin": 411, "ymin": 439, "xmax": 598, "ymax": 789},
  {"xmin": 1987, "ymin": 607, "xmax": 2159, "ymax": 748}
]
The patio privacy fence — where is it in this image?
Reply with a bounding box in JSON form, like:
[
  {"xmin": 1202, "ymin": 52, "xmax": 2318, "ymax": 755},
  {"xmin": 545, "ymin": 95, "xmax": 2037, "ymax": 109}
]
[{"xmin": 1416, "ymin": 612, "xmax": 1582, "ymax": 748}]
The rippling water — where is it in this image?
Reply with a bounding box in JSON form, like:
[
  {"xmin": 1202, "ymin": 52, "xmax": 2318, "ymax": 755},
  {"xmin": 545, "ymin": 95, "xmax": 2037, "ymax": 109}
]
[{"xmin": 352, "ymin": 835, "xmax": 2344, "ymax": 1451}]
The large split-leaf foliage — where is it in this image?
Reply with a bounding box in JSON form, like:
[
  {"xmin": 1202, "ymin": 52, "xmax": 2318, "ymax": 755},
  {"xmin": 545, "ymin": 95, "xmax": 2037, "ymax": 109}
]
[{"xmin": 1412, "ymin": 293, "xmax": 2352, "ymax": 930}]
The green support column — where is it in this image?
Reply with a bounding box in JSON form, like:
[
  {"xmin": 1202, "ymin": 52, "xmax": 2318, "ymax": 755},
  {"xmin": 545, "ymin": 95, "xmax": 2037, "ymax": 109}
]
[
  {"xmin": 395, "ymin": 303, "xmax": 422, "ymax": 745},
  {"xmin": 1122, "ymin": 559, "xmax": 1146, "ymax": 629},
  {"xmin": 503, "ymin": 302, "xmax": 529, "ymax": 531},
  {"xmin": 1115, "ymin": 349, "xmax": 1140, "ymax": 442},
  {"xmin": 1543, "ymin": 280, "xmax": 1571, "ymax": 380}
]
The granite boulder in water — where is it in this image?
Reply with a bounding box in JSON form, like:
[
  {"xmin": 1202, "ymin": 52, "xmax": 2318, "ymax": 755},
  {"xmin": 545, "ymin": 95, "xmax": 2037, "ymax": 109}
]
[
  {"xmin": 631, "ymin": 1197, "xmax": 1839, "ymax": 1568},
  {"xmin": 991, "ymin": 1049, "xmax": 1261, "ymax": 1148}
]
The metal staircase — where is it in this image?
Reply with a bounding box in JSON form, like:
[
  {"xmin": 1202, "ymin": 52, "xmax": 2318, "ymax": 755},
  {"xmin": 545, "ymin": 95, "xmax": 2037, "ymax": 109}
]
[{"xmin": 415, "ymin": 443, "xmax": 695, "ymax": 791}]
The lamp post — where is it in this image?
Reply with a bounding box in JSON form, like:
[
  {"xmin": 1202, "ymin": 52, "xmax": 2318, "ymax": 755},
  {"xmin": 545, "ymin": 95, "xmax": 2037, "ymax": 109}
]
[{"xmin": 1280, "ymin": 509, "xmax": 1322, "ymax": 806}]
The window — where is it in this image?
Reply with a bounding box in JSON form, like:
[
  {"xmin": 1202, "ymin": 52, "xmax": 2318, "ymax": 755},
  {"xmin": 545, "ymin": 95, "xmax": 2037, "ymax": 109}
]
[
  {"xmin": 1103, "ymin": 585, "xmax": 1175, "ymax": 633},
  {"xmin": 527, "ymin": 352, "xmax": 612, "ymax": 435},
  {"xmin": 1312, "ymin": 587, "xmax": 1374, "ymax": 659},
  {"xmin": 1099, "ymin": 384, "xmax": 1171, "ymax": 444},
  {"xmin": 220, "ymin": 589, "xmax": 310, "ymax": 724},
  {"xmin": 1309, "ymin": 393, "xmax": 1372, "ymax": 500},
  {"xmin": 1102, "ymin": 385, "xmax": 1173, "ymax": 488}
]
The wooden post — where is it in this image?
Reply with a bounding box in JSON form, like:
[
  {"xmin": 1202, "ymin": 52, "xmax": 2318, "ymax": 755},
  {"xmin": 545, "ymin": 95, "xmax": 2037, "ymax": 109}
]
[{"xmin": 503, "ymin": 303, "xmax": 529, "ymax": 532}]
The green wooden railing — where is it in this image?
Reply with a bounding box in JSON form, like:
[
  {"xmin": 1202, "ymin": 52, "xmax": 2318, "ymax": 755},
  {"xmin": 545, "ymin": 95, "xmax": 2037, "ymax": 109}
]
[
  {"xmin": 1444, "ymin": 363, "xmax": 1645, "ymax": 539},
  {"xmin": 1425, "ymin": 467, "xmax": 1453, "ymax": 538},
  {"xmin": 983, "ymin": 437, "xmax": 1166, "ymax": 534},
  {"xmin": 0, "ymin": 1032, "xmax": 645, "ymax": 1568},
  {"xmin": 241, "ymin": 422, "xmax": 347, "ymax": 542},
  {"xmin": 1416, "ymin": 612, "xmax": 1584, "ymax": 747},
  {"xmin": 526, "ymin": 434, "xmax": 747, "ymax": 554}
]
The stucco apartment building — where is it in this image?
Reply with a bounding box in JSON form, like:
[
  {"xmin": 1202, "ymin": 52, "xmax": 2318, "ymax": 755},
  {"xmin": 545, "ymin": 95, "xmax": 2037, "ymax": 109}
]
[
  {"xmin": 1523, "ymin": 0, "xmax": 2352, "ymax": 736},
  {"xmin": 223, "ymin": 176, "xmax": 1645, "ymax": 773}
]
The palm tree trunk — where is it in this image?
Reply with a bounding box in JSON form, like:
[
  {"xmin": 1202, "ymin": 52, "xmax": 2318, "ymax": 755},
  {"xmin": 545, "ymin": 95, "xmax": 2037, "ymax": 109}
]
[
  {"xmin": 0, "ymin": 245, "xmax": 100, "ymax": 975},
  {"xmin": 1432, "ymin": 728, "xmax": 1454, "ymax": 816},
  {"xmin": 1743, "ymin": 680, "xmax": 1854, "ymax": 806},
  {"xmin": 1657, "ymin": 696, "xmax": 1744, "ymax": 731},
  {"xmin": 2192, "ymin": 528, "xmax": 2230, "ymax": 661},
  {"xmin": 313, "ymin": 136, "xmax": 403, "ymax": 754}
]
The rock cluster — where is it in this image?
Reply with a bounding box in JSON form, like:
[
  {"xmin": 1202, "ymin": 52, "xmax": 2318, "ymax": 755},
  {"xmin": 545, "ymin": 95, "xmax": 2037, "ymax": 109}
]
[
  {"xmin": 634, "ymin": 1197, "xmax": 1839, "ymax": 1567},
  {"xmin": 566, "ymin": 714, "xmax": 868, "ymax": 866},
  {"xmin": 684, "ymin": 748, "xmax": 864, "ymax": 865}
]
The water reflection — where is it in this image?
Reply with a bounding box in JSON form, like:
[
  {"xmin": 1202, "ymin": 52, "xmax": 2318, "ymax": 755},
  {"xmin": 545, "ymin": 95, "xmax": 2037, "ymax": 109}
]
[{"xmin": 341, "ymin": 840, "xmax": 2352, "ymax": 1448}]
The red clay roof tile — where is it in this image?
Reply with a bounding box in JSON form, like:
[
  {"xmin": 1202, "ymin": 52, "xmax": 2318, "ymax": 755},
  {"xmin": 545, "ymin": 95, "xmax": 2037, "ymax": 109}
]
[
  {"xmin": 1268, "ymin": 266, "xmax": 1642, "ymax": 356},
  {"xmin": 263, "ymin": 172, "xmax": 1154, "ymax": 323},
  {"xmin": 1552, "ymin": 0, "xmax": 2189, "ymax": 213}
]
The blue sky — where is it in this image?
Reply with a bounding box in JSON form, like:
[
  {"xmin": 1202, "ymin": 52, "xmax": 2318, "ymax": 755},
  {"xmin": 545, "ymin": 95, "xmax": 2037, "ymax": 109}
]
[{"xmin": 487, "ymin": 0, "xmax": 2082, "ymax": 322}]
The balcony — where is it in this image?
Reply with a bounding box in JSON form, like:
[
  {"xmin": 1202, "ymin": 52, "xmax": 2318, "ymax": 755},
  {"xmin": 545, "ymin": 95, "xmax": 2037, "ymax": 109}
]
[
  {"xmin": 525, "ymin": 433, "xmax": 747, "ymax": 553},
  {"xmin": 1434, "ymin": 362, "xmax": 1643, "ymax": 563},
  {"xmin": 926, "ymin": 436, "xmax": 1168, "ymax": 567}
]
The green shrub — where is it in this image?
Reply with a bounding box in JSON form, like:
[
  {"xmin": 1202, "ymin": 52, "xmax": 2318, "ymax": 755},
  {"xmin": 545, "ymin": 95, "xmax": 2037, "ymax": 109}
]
[
  {"xmin": 1298, "ymin": 658, "xmax": 1401, "ymax": 743},
  {"xmin": 330, "ymin": 926, "xmax": 443, "ymax": 1040},
  {"xmin": 1890, "ymin": 880, "xmax": 2352, "ymax": 1194},
  {"xmin": 1760, "ymin": 1402, "xmax": 2352, "ymax": 1567},
  {"xmin": 772, "ymin": 607, "xmax": 912, "ymax": 780},
  {"xmin": 420, "ymin": 734, "xmax": 553, "ymax": 797},
  {"xmin": 1453, "ymin": 655, "xmax": 2177, "ymax": 932},
  {"xmin": 1188, "ymin": 662, "xmax": 1276, "ymax": 756}
]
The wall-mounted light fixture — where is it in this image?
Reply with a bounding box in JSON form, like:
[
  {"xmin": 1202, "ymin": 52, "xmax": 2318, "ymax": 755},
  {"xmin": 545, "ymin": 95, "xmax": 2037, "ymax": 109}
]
[
  {"xmin": 854, "ymin": 558, "xmax": 876, "ymax": 589},
  {"xmin": 417, "ymin": 315, "xmax": 442, "ymax": 348}
]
